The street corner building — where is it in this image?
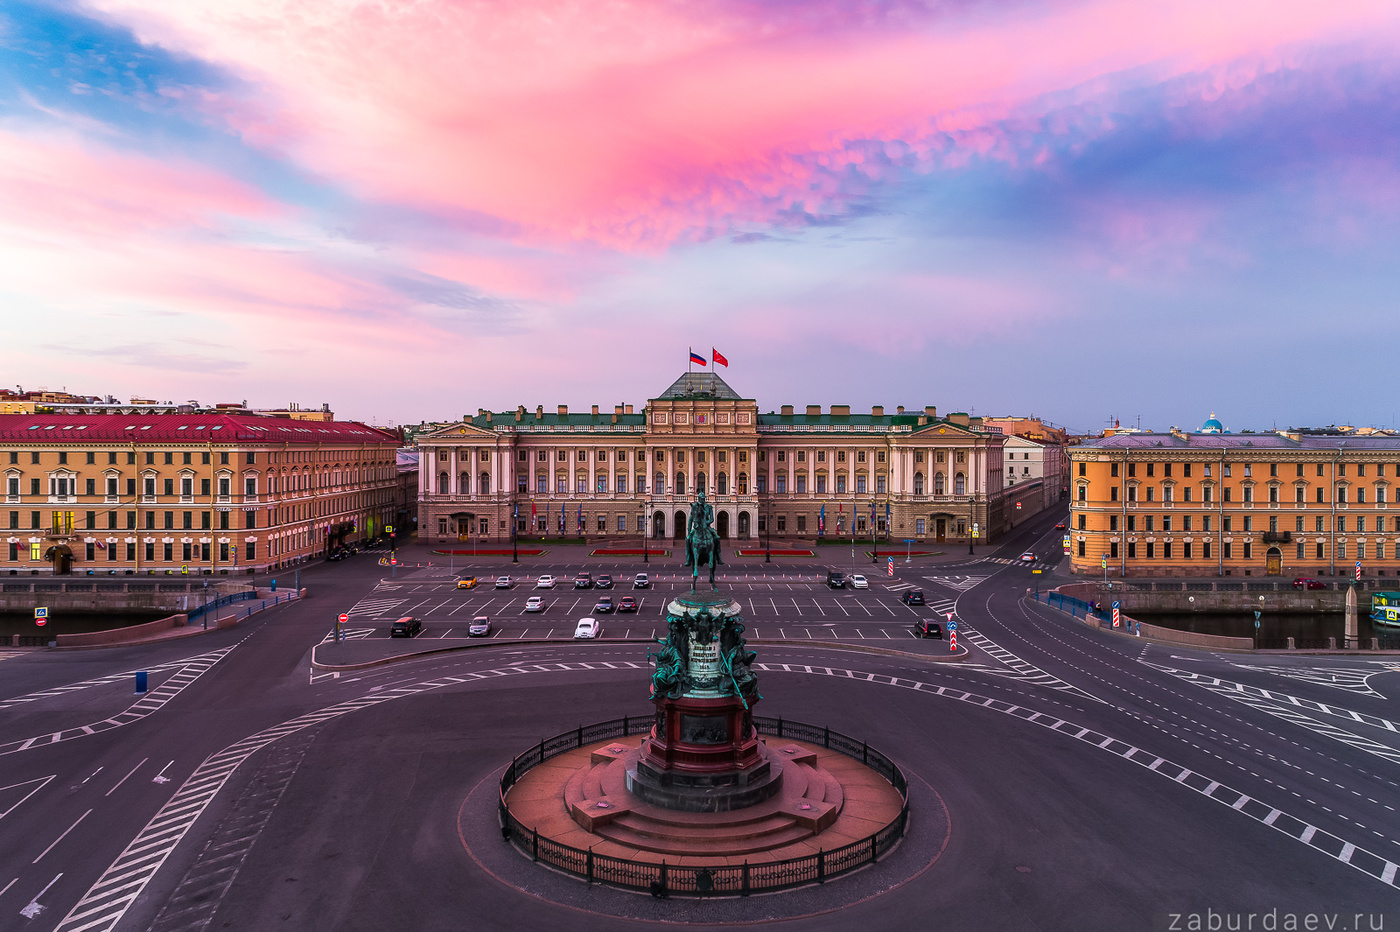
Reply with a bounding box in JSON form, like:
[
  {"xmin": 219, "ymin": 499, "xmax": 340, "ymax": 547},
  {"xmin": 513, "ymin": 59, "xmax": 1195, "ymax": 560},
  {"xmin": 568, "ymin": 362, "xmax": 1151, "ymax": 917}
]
[
  {"xmin": 0, "ymin": 411, "xmax": 404, "ymax": 577},
  {"xmin": 415, "ymin": 372, "xmax": 1067, "ymax": 548},
  {"xmin": 1068, "ymin": 420, "xmax": 1400, "ymax": 579}
]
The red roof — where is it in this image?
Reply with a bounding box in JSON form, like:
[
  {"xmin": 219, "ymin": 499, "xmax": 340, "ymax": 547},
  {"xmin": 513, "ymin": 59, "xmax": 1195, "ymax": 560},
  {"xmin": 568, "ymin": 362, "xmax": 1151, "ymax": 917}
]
[{"xmin": 0, "ymin": 413, "xmax": 399, "ymax": 445}]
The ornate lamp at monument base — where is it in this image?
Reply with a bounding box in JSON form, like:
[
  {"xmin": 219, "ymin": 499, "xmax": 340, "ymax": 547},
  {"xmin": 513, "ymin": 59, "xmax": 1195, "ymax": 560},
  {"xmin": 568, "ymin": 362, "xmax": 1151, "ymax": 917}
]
[{"xmin": 626, "ymin": 588, "xmax": 782, "ymax": 812}]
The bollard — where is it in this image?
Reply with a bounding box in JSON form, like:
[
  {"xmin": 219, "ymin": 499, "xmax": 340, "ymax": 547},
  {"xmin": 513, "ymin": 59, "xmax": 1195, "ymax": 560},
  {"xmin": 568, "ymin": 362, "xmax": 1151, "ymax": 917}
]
[{"xmin": 135, "ymin": 671, "xmax": 148, "ymax": 694}]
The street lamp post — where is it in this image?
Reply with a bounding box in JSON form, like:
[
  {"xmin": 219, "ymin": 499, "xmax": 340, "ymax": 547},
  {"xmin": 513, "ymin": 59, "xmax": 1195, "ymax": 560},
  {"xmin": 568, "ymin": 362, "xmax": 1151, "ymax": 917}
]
[
  {"xmin": 642, "ymin": 500, "xmax": 649, "ymax": 564},
  {"xmin": 871, "ymin": 501, "xmax": 879, "ymax": 565},
  {"xmin": 511, "ymin": 496, "xmax": 519, "ymax": 564}
]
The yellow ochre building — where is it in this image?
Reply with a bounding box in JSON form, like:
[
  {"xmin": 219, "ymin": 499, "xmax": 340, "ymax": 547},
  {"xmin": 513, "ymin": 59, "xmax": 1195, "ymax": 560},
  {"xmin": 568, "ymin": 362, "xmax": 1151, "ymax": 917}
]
[{"xmin": 1068, "ymin": 416, "xmax": 1400, "ymax": 578}]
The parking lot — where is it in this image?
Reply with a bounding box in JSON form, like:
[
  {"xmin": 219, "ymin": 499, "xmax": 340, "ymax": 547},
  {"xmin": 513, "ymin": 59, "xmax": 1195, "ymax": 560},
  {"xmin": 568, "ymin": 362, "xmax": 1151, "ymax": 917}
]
[{"xmin": 326, "ymin": 568, "xmax": 1006, "ymax": 641}]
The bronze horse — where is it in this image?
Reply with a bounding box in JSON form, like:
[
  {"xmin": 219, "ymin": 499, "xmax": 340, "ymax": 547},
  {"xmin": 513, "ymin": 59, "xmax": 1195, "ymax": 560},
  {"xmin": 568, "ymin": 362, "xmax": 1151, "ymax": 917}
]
[{"xmin": 683, "ymin": 490, "xmax": 723, "ymax": 588}]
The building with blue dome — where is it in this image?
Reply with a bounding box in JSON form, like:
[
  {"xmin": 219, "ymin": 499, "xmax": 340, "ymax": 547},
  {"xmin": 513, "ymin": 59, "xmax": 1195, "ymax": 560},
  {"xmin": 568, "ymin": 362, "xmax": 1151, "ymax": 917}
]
[{"xmin": 1199, "ymin": 413, "xmax": 1225, "ymax": 434}]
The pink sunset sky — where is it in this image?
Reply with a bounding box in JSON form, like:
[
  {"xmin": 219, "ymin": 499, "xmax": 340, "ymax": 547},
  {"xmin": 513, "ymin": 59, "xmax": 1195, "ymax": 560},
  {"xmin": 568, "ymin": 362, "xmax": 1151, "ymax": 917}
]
[{"xmin": 3, "ymin": 0, "xmax": 1400, "ymax": 430}]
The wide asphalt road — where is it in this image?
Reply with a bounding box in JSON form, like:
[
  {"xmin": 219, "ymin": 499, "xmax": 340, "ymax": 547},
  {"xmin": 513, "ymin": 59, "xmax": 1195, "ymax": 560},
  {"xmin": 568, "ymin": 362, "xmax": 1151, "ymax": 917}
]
[{"xmin": 4, "ymin": 510, "xmax": 1400, "ymax": 931}]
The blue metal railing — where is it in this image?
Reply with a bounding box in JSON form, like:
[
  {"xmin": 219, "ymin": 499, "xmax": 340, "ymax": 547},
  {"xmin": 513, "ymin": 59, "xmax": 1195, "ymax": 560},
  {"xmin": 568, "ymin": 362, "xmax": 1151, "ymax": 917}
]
[
  {"xmin": 186, "ymin": 590, "xmax": 257, "ymax": 622},
  {"xmin": 1031, "ymin": 590, "xmax": 1107, "ymax": 622}
]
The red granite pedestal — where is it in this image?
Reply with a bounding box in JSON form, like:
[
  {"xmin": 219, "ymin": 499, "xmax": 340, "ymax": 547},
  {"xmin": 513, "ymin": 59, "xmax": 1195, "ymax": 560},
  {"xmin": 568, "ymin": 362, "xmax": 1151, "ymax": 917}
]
[{"xmin": 626, "ymin": 694, "xmax": 783, "ymax": 812}]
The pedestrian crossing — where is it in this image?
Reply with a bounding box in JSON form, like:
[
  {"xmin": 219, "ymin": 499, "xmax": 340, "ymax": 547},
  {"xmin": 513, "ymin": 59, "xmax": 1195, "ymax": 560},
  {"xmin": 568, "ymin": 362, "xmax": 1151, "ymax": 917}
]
[
  {"xmin": 980, "ymin": 556, "xmax": 1056, "ymax": 570},
  {"xmin": 958, "ymin": 624, "xmax": 1103, "ymax": 702},
  {"xmin": 0, "ymin": 648, "xmax": 233, "ymax": 712}
]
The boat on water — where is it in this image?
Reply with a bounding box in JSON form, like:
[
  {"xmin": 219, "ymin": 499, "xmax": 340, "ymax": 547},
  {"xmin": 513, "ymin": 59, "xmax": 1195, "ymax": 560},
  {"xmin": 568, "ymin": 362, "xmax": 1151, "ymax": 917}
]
[{"xmin": 1370, "ymin": 592, "xmax": 1400, "ymax": 626}]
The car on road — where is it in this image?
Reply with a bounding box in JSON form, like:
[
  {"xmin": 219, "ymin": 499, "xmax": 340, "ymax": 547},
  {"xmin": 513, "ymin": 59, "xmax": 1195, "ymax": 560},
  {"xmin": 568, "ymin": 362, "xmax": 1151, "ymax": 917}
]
[
  {"xmin": 617, "ymin": 596, "xmax": 638, "ymax": 613},
  {"xmin": 633, "ymin": 573, "xmax": 650, "ymax": 589},
  {"xmin": 456, "ymin": 576, "xmax": 478, "ymax": 589},
  {"xmin": 1019, "ymin": 552, "xmax": 1036, "ymax": 562},
  {"xmin": 574, "ymin": 618, "xmax": 601, "ymax": 639},
  {"xmin": 536, "ymin": 575, "xmax": 556, "ymax": 589},
  {"xmin": 389, "ymin": 616, "xmax": 421, "ymax": 638},
  {"xmin": 827, "ymin": 571, "xmax": 847, "ymax": 589},
  {"xmin": 468, "ymin": 616, "xmax": 492, "ymax": 637},
  {"xmin": 494, "ymin": 575, "xmax": 513, "ymax": 589},
  {"xmin": 912, "ymin": 619, "xmax": 943, "ymax": 638},
  {"xmin": 1054, "ymin": 523, "xmax": 1067, "ymax": 531},
  {"xmin": 593, "ymin": 597, "xmax": 614, "ymax": 613},
  {"xmin": 901, "ymin": 589, "xmax": 926, "ymax": 606},
  {"xmin": 849, "ymin": 574, "xmax": 868, "ymax": 590},
  {"xmin": 1293, "ymin": 577, "xmax": 1327, "ymax": 590},
  {"xmin": 596, "ymin": 574, "xmax": 613, "ymax": 589},
  {"xmin": 524, "ymin": 596, "xmax": 546, "ymax": 612},
  {"xmin": 574, "ymin": 572, "xmax": 593, "ymax": 589}
]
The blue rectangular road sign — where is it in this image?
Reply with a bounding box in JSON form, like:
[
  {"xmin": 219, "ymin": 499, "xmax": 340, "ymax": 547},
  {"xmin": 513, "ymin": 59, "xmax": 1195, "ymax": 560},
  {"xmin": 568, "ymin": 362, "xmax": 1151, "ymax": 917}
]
[{"xmin": 946, "ymin": 621, "xmax": 957, "ymax": 630}]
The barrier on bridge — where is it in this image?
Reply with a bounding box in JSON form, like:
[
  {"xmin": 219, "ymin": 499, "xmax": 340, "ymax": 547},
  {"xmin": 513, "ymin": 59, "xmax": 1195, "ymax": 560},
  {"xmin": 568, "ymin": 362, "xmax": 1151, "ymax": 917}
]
[{"xmin": 186, "ymin": 590, "xmax": 257, "ymax": 623}]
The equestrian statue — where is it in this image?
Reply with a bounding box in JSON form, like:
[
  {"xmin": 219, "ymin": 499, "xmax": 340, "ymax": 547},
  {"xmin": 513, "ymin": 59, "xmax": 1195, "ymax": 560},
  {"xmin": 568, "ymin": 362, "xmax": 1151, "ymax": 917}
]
[{"xmin": 683, "ymin": 489, "xmax": 723, "ymax": 589}]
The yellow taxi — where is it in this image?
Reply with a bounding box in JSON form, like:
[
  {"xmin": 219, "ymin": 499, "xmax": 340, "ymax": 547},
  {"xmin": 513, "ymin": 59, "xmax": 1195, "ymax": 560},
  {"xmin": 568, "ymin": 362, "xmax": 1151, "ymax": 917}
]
[{"xmin": 456, "ymin": 576, "xmax": 478, "ymax": 589}]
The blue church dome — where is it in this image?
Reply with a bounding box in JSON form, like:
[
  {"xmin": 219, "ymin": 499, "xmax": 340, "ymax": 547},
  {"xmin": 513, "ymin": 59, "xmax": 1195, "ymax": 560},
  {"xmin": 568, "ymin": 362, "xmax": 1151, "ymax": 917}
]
[{"xmin": 1200, "ymin": 412, "xmax": 1224, "ymax": 434}]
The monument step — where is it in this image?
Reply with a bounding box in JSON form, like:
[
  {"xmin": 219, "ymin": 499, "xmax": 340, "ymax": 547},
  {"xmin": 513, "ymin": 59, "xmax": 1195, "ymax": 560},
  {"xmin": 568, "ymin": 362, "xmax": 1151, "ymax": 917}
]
[{"xmin": 596, "ymin": 818, "xmax": 814, "ymax": 856}]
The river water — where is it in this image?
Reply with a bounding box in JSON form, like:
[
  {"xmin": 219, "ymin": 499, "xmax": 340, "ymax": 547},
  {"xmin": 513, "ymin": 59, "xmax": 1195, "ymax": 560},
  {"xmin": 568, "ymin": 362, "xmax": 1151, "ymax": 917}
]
[
  {"xmin": 1133, "ymin": 611, "xmax": 1390, "ymax": 642},
  {"xmin": 0, "ymin": 610, "xmax": 169, "ymax": 638}
]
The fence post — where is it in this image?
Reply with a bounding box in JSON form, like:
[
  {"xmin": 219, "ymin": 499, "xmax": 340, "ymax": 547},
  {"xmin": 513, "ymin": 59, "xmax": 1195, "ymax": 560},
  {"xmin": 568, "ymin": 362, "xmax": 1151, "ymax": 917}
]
[
  {"xmin": 532, "ymin": 827, "xmax": 538, "ymax": 861},
  {"xmin": 824, "ymin": 725, "xmax": 830, "ymax": 748},
  {"xmin": 817, "ymin": 849, "xmax": 825, "ymax": 883},
  {"xmin": 742, "ymin": 861, "xmax": 750, "ymax": 896},
  {"xmin": 1328, "ymin": 637, "xmax": 1336, "ymax": 650},
  {"xmin": 777, "ymin": 717, "xmax": 784, "ymax": 738},
  {"xmin": 870, "ymin": 832, "xmax": 879, "ymax": 863},
  {"xmin": 1373, "ymin": 638, "xmax": 1380, "ymax": 651},
  {"xmin": 660, "ymin": 860, "xmax": 668, "ymax": 898},
  {"xmin": 1287, "ymin": 637, "xmax": 1295, "ymax": 650},
  {"xmin": 586, "ymin": 847, "xmax": 594, "ymax": 884},
  {"xmin": 577, "ymin": 724, "xmax": 583, "ymax": 748}
]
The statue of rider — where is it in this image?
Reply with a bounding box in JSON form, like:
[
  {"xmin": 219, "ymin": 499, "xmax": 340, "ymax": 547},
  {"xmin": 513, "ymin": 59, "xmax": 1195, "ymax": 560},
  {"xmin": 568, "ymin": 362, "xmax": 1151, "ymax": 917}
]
[{"xmin": 684, "ymin": 489, "xmax": 723, "ymax": 585}]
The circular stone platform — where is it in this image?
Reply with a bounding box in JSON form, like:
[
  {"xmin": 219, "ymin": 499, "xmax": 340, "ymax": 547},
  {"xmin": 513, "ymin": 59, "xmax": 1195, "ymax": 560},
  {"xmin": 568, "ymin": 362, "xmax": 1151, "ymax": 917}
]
[{"xmin": 503, "ymin": 733, "xmax": 905, "ymax": 878}]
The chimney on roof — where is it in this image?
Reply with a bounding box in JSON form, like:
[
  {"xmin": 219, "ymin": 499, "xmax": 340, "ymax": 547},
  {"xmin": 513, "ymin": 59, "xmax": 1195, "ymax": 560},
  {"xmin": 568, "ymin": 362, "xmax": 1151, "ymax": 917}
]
[
  {"xmin": 591, "ymin": 405, "xmax": 599, "ymax": 416},
  {"xmin": 614, "ymin": 404, "xmax": 624, "ymax": 415},
  {"xmin": 781, "ymin": 405, "xmax": 794, "ymax": 416},
  {"xmin": 485, "ymin": 411, "xmax": 492, "ymax": 423},
  {"xmin": 625, "ymin": 404, "xmax": 633, "ymax": 414},
  {"xmin": 536, "ymin": 405, "xmax": 544, "ymax": 418},
  {"xmin": 872, "ymin": 405, "xmax": 884, "ymax": 417},
  {"xmin": 831, "ymin": 405, "xmax": 850, "ymax": 416},
  {"xmin": 897, "ymin": 405, "xmax": 904, "ymax": 414},
  {"xmin": 558, "ymin": 404, "xmax": 568, "ymax": 417},
  {"xmin": 515, "ymin": 405, "xmax": 524, "ymax": 421},
  {"xmin": 464, "ymin": 414, "xmax": 473, "ymax": 424},
  {"xmin": 806, "ymin": 405, "xmax": 821, "ymax": 416},
  {"xmin": 925, "ymin": 405, "xmax": 937, "ymax": 417}
]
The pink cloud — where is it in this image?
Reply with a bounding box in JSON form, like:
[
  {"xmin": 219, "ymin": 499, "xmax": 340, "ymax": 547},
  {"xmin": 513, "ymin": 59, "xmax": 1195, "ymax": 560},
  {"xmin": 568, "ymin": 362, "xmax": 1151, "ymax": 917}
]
[{"xmin": 84, "ymin": 0, "xmax": 1400, "ymax": 250}]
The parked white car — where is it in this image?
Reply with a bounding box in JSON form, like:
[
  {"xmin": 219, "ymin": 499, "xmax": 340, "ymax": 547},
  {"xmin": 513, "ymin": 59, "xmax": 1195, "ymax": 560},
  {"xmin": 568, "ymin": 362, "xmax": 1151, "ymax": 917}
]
[
  {"xmin": 573, "ymin": 618, "xmax": 601, "ymax": 639},
  {"xmin": 849, "ymin": 574, "xmax": 868, "ymax": 590},
  {"xmin": 536, "ymin": 575, "xmax": 556, "ymax": 589},
  {"xmin": 524, "ymin": 596, "xmax": 546, "ymax": 613}
]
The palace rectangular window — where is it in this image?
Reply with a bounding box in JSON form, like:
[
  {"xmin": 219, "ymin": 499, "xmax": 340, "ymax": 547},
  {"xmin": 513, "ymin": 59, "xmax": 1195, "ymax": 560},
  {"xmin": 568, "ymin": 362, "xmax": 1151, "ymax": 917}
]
[
  {"xmin": 597, "ymin": 476, "xmax": 607, "ymax": 493},
  {"xmin": 1163, "ymin": 542, "xmax": 1172, "ymax": 559},
  {"xmin": 616, "ymin": 476, "xmax": 627, "ymax": 494},
  {"xmin": 1127, "ymin": 542, "xmax": 1136, "ymax": 559},
  {"xmin": 816, "ymin": 476, "xmax": 826, "ymax": 493},
  {"xmin": 1109, "ymin": 515, "xmax": 1118, "ymax": 531},
  {"xmin": 836, "ymin": 475, "xmax": 847, "ymax": 493},
  {"xmin": 1145, "ymin": 515, "xmax": 1155, "ymax": 532},
  {"xmin": 1183, "ymin": 542, "xmax": 1192, "ymax": 559},
  {"xmin": 1297, "ymin": 542, "xmax": 1305, "ymax": 559},
  {"xmin": 1109, "ymin": 487, "xmax": 1117, "ymax": 502},
  {"xmin": 1146, "ymin": 543, "xmax": 1156, "ymax": 559},
  {"xmin": 1110, "ymin": 463, "xmax": 1118, "ymax": 477},
  {"xmin": 796, "ymin": 515, "xmax": 807, "ymax": 532},
  {"xmin": 1110, "ymin": 542, "xmax": 1119, "ymax": 558},
  {"xmin": 775, "ymin": 475, "xmax": 787, "ymax": 493},
  {"xmin": 916, "ymin": 518, "xmax": 926, "ymax": 535},
  {"xmin": 756, "ymin": 475, "xmax": 766, "ymax": 493},
  {"xmin": 1203, "ymin": 541, "xmax": 1211, "ymax": 559},
  {"xmin": 1223, "ymin": 542, "xmax": 1232, "ymax": 559},
  {"xmin": 856, "ymin": 476, "xmax": 866, "ymax": 493},
  {"xmin": 577, "ymin": 478, "xmax": 586, "ymax": 493},
  {"xmin": 558, "ymin": 478, "xmax": 566, "ymax": 493},
  {"xmin": 1337, "ymin": 543, "xmax": 1346, "ymax": 560},
  {"xmin": 1223, "ymin": 516, "xmax": 1232, "ymax": 532},
  {"xmin": 795, "ymin": 475, "xmax": 806, "ymax": 493},
  {"xmin": 537, "ymin": 476, "xmax": 547, "ymax": 493},
  {"xmin": 776, "ymin": 515, "xmax": 786, "ymax": 532},
  {"xmin": 876, "ymin": 476, "xmax": 887, "ymax": 494}
]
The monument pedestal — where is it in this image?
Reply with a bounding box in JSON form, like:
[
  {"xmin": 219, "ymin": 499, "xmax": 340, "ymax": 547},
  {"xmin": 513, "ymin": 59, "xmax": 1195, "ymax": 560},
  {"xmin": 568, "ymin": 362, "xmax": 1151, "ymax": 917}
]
[{"xmin": 627, "ymin": 695, "xmax": 782, "ymax": 811}]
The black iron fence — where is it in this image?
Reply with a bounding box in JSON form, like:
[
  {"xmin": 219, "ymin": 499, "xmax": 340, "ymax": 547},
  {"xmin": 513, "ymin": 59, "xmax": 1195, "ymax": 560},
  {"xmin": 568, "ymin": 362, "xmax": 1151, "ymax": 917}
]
[{"xmin": 498, "ymin": 715, "xmax": 909, "ymax": 896}]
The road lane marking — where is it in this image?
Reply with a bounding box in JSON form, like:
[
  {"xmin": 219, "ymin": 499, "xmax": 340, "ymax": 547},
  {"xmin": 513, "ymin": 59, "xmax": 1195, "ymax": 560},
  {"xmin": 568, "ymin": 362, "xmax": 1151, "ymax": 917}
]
[
  {"xmin": 104, "ymin": 761, "xmax": 146, "ymax": 797},
  {"xmin": 33, "ymin": 809, "xmax": 91, "ymax": 863}
]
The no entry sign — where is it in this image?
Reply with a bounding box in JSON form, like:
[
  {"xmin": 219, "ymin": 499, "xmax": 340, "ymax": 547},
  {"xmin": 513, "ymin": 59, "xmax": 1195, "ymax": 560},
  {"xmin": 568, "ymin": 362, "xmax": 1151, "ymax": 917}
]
[{"xmin": 338, "ymin": 613, "xmax": 349, "ymax": 624}]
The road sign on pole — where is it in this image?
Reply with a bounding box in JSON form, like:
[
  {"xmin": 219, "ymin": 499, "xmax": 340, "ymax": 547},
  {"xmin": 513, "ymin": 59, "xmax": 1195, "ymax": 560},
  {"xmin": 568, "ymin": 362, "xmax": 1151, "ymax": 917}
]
[
  {"xmin": 35, "ymin": 606, "xmax": 48, "ymax": 626},
  {"xmin": 1111, "ymin": 599, "xmax": 1121, "ymax": 628},
  {"xmin": 887, "ymin": 557, "xmax": 894, "ymax": 576},
  {"xmin": 949, "ymin": 630, "xmax": 957, "ymax": 651},
  {"xmin": 338, "ymin": 613, "xmax": 349, "ymax": 624},
  {"xmin": 1356, "ymin": 561, "xmax": 1362, "ymax": 581}
]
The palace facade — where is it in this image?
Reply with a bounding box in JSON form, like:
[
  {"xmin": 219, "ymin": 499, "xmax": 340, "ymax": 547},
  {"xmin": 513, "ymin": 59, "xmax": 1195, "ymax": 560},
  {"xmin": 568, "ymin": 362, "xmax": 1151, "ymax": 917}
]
[
  {"xmin": 1, "ymin": 413, "xmax": 401, "ymax": 576},
  {"xmin": 1068, "ymin": 425, "xmax": 1400, "ymax": 578},
  {"xmin": 416, "ymin": 372, "xmax": 1014, "ymax": 546}
]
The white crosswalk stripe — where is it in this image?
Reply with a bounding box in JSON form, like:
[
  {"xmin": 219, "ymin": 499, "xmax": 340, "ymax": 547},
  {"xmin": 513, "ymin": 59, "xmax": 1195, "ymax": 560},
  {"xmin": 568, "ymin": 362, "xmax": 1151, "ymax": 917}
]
[
  {"xmin": 0, "ymin": 648, "xmax": 232, "ymax": 711},
  {"xmin": 1146, "ymin": 663, "xmax": 1400, "ymax": 765},
  {"xmin": 53, "ymin": 659, "xmax": 654, "ymax": 932},
  {"xmin": 0, "ymin": 647, "xmax": 237, "ymax": 757},
  {"xmin": 958, "ymin": 625, "xmax": 1102, "ymax": 702}
]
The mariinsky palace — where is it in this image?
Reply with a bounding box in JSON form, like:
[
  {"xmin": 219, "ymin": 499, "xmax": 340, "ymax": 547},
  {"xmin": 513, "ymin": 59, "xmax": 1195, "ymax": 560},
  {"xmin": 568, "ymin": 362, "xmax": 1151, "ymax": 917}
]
[{"xmin": 416, "ymin": 373, "xmax": 1061, "ymax": 546}]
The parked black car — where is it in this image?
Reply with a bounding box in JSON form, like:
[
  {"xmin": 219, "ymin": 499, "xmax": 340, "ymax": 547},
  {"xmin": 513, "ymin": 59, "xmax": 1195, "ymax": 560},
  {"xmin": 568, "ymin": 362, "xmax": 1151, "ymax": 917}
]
[
  {"xmin": 389, "ymin": 616, "xmax": 422, "ymax": 638},
  {"xmin": 901, "ymin": 589, "xmax": 926, "ymax": 606},
  {"xmin": 827, "ymin": 571, "xmax": 847, "ymax": 589},
  {"xmin": 912, "ymin": 619, "xmax": 943, "ymax": 638},
  {"xmin": 574, "ymin": 573, "xmax": 593, "ymax": 589}
]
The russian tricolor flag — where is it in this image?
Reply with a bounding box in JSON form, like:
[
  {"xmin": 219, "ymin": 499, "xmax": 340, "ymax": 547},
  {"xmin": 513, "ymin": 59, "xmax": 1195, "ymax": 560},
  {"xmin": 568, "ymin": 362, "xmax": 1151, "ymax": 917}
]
[{"xmin": 689, "ymin": 348, "xmax": 706, "ymax": 366}]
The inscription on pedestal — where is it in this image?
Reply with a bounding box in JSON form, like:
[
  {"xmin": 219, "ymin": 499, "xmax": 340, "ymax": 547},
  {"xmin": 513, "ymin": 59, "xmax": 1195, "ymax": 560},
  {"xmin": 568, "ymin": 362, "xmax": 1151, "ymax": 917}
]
[{"xmin": 687, "ymin": 634, "xmax": 724, "ymax": 697}]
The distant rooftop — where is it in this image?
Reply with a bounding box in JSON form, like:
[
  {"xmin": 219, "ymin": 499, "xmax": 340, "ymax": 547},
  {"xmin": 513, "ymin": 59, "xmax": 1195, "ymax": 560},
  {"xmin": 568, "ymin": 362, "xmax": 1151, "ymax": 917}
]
[
  {"xmin": 1074, "ymin": 431, "xmax": 1400, "ymax": 452},
  {"xmin": 654, "ymin": 372, "xmax": 746, "ymax": 400}
]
